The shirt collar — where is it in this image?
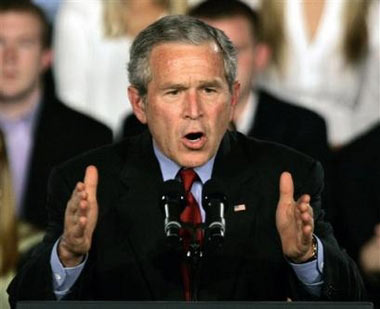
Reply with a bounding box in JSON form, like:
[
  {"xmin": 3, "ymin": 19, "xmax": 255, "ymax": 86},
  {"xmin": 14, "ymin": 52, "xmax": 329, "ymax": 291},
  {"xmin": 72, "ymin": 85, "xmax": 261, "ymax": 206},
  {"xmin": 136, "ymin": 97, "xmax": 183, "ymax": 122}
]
[
  {"xmin": 0, "ymin": 92, "xmax": 41, "ymax": 132},
  {"xmin": 152, "ymin": 140, "xmax": 215, "ymax": 184},
  {"xmin": 236, "ymin": 90, "xmax": 257, "ymax": 134}
]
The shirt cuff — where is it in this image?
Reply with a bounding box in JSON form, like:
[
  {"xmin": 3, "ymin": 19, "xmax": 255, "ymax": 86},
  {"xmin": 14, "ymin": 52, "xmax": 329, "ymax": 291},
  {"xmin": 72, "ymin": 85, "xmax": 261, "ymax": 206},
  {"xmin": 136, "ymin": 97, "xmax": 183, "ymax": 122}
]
[
  {"xmin": 289, "ymin": 236, "xmax": 324, "ymax": 296},
  {"xmin": 50, "ymin": 237, "xmax": 87, "ymax": 299}
]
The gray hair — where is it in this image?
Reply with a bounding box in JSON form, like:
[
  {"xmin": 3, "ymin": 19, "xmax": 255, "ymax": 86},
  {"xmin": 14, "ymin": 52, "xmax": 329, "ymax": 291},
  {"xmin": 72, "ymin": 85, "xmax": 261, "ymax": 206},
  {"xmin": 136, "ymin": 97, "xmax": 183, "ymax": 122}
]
[{"xmin": 128, "ymin": 15, "xmax": 237, "ymax": 97}]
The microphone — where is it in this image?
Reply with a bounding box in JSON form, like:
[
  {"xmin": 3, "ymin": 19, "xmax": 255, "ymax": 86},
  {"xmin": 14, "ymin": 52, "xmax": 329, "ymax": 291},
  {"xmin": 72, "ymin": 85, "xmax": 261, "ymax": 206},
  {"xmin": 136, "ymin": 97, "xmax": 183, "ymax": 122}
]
[
  {"xmin": 202, "ymin": 179, "xmax": 228, "ymax": 247},
  {"xmin": 160, "ymin": 179, "xmax": 185, "ymax": 247}
]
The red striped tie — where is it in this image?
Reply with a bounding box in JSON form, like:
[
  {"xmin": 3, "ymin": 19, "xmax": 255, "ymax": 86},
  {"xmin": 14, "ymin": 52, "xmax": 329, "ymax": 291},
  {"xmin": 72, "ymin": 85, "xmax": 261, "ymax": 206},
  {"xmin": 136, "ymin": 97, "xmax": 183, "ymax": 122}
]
[{"xmin": 179, "ymin": 168, "xmax": 202, "ymax": 301}]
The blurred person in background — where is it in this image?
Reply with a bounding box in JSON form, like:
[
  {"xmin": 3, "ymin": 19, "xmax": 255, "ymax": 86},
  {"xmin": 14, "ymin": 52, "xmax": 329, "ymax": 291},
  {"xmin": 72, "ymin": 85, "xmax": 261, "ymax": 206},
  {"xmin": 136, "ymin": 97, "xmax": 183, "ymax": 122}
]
[
  {"xmin": 32, "ymin": 0, "xmax": 62, "ymax": 25},
  {"xmin": 255, "ymin": 1, "xmax": 380, "ymax": 304},
  {"xmin": 332, "ymin": 124, "xmax": 380, "ymax": 308},
  {"xmin": 257, "ymin": 0, "xmax": 379, "ymax": 149},
  {"xmin": 188, "ymin": 0, "xmax": 329, "ymax": 167},
  {"xmin": 53, "ymin": 0, "xmax": 187, "ymax": 137},
  {"xmin": 0, "ymin": 2, "xmax": 112, "ymax": 306},
  {"xmin": 0, "ymin": 129, "xmax": 32, "ymax": 309}
]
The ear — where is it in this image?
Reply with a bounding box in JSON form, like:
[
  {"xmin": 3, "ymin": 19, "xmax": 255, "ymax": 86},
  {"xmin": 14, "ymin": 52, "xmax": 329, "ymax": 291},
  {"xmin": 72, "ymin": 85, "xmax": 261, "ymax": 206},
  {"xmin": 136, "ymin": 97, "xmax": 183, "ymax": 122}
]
[
  {"xmin": 229, "ymin": 81, "xmax": 240, "ymax": 120},
  {"xmin": 128, "ymin": 86, "xmax": 147, "ymax": 124},
  {"xmin": 254, "ymin": 43, "xmax": 271, "ymax": 72},
  {"xmin": 40, "ymin": 48, "xmax": 53, "ymax": 72}
]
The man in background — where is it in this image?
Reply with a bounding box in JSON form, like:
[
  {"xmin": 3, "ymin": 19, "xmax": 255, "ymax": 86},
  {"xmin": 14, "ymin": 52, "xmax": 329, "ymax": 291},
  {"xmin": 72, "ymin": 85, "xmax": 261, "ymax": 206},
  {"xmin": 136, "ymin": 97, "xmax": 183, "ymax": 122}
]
[
  {"xmin": 333, "ymin": 124, "xmax": 380, "ymax": 308},
  {"xmin": 0, "ymin": 0, "xmax": 112, "ymax": 234},
  {"xmin": 188, "ymin": 0, "xmax": 329, "ymax": 165},
  {"xmin": 0, "ymin": 1, "xmax": 112, "ymax": 307}
]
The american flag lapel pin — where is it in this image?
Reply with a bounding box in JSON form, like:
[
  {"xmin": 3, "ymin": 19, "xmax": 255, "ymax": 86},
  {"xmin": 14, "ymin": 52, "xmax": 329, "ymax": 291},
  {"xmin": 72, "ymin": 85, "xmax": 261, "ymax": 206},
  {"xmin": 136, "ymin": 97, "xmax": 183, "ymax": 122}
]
[{"xmin": 234, "ymin": 204, "xmax": 246, "ymax": 212}]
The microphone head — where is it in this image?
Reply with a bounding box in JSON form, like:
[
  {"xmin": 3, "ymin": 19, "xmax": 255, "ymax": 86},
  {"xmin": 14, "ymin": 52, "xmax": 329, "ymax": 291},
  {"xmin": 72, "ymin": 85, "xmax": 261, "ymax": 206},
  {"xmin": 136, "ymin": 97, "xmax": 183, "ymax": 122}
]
[
  {"xmin": 160, "ymin": 179, "xmax": 185, "ymax": 249},
  {"xmin": 160, "ymin": 179, "xmax": 186, "ymax": 209},
  {"xmin": 202, "ymin": 178, "xmax": 228, "ymax": 249},
  {"xmin": 202, "ymin": 178, "xmax": 228, "ymax": 209}
]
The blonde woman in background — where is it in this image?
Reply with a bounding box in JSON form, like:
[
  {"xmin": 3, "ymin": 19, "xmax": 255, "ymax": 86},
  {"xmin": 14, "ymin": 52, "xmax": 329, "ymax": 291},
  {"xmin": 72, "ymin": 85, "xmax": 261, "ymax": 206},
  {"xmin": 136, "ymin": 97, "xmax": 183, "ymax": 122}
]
[
  {"xmin": 0, "ymin": 131, "xmax": 43, "ymax": 309},
  {"xmin": 54, "ymin": 0, "xmax": 187, "ymax": 136},
  {"xmin": 258, "ymin": 0, "xmax": 379, "ymax": 149}
]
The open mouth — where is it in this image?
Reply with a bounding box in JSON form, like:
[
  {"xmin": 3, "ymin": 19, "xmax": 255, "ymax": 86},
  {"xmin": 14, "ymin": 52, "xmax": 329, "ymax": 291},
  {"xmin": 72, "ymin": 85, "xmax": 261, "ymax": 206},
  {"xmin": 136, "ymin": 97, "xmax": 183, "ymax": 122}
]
[
  {"xmin": 185, "ymin": 132, "xmax": 204, "ymax": 142},
  {"xmin": 182, "ymin": 131, "xmax": 206, "ymax": 149}
]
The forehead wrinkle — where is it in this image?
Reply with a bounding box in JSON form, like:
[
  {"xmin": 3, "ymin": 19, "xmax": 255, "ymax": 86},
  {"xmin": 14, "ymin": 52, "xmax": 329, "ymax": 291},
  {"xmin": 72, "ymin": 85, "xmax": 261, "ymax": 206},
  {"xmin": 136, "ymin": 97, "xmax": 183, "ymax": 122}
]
[{"xmin": 149, "ymin": 42, "xmax": 227, "ymax": 90}]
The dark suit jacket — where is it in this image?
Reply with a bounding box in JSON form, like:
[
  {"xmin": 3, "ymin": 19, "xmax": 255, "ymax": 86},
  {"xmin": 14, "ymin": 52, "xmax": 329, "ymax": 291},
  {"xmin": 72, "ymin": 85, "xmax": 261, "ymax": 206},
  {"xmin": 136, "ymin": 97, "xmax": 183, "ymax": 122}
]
[
  {"xmin": 20, "ymin": 84, "xmax": 113, "ymax": 229},
  {"xmin": 8, "ymin": 130, "xmax": 364, "ymax": 305},
  {"xmin": 251, "ymin": 91, "xmax": 333, "ymax": 215},
  {"xmin": 250, "ymin": 90, "xmax": 329, "ymax": 166},
  {"xmin": 332, "ymin": 124, "xmax": 380, "ymax": 262}
]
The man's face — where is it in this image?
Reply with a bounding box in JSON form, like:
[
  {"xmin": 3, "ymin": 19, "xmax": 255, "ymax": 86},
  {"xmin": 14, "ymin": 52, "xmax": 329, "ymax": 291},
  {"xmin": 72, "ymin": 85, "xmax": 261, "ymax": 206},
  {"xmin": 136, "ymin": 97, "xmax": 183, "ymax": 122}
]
[
  {"xmin": 0, "ymin": 12, "xmax": 50, "ymax": 103},
  {"xmin": 204, "ymin": 16, "xmax": 256, "ymax": 103},
  {"xmin": 130, "ymin": 42, "xmax": 239, "ymax": 168}
]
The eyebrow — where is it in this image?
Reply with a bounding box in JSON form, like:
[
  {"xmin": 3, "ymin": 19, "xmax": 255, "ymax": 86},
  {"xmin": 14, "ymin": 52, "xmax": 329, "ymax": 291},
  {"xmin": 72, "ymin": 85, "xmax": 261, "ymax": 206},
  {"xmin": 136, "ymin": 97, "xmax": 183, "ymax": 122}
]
[
  {"xmin": 197, "ymin": 80, "xmax": 224, "ymax": 89},
  {"xmin": 159, "ymin": 83, "xmax": 187, "ymax": 91},
  {"xmin": 159, "ymin": 79, "xmax": 224, "ymax": 91}
]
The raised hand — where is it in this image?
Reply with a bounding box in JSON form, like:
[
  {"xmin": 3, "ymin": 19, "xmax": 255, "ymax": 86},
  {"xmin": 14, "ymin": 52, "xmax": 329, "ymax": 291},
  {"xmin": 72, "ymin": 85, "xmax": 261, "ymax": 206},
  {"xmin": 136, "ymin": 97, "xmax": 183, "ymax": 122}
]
[
  {"xmin": 276, "ymin": 172, "xmax": 315, "ymax": 263},
  {"xmin": 359, "ymin": 223, "xmax": 380, "ymax": 274},
  {"xmin": 58, "ymin": 165, "xmax": 99, "ymax": 267}
]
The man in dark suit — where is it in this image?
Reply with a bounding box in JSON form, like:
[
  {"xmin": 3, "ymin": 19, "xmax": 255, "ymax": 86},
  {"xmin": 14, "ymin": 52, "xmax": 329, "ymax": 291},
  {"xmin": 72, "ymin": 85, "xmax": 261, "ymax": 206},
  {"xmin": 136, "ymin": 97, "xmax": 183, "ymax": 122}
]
[
  {"xmin": 8, "ymin": 14, "xmax": 364, "ymax": 306},
  {"xmin": 0, "ymin": 0, "xmax": 113, "ymax": 230}
]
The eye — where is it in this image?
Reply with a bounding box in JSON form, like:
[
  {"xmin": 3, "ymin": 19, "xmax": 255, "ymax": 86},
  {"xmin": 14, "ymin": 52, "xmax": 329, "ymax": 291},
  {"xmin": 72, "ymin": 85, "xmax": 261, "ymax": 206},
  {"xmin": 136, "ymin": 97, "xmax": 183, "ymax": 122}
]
[
  {"xmin": 204, "ymin": 87, "xmax": 216, "ymax": 94},
  {"xmin": 166, "ymin": 89, "xmax": 180, "ymax": 96},
  {"xmin": 19, "ymin": 39, "xmax": 35, "ymax": 48}
]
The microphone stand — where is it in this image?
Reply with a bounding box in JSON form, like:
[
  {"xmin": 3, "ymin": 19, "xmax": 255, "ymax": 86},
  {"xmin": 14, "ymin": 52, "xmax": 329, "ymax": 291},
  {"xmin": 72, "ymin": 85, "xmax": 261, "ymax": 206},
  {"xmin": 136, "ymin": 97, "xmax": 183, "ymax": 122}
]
[{"xmin": 184, "ymin": 224, "xmax": 204, "ymax": 301}]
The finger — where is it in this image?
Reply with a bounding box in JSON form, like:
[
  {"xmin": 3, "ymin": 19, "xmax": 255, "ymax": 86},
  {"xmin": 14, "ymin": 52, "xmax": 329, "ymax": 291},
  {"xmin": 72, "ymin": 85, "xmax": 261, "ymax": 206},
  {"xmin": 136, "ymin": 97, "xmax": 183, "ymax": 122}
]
[
  {"xmin": 298, "ymin": 194, "xmax": 310, "ymax": 204},
  {"xmin": 300, "ymin": 211, "xmax": 313, "ymax": 227},
  {"xmin": 300, "ymin": 211, "xmax": 314, "ymax": 243},
  {"xmin": 67, "ymin": 190, "xmax": 87, "ymax": 222},
  {"xmin": 374, "ymin": 223, "xmax": 380, "ymax": 236},
  {"xmin": 296, "ymin": 196, "xmax": 313, "ymax": 223},
  {"xmin": 72, "ymin": 216, "xmax": 86, "ymax": 238},
  {"xmin": 70, "ymin": 199, "xmax": 89, "ymax": 236},
  {"xmin": 301, "ymin": 225, "xmax": 313, "ymax": 245},
  {"xmin": 67, "ymin": 182, "xmax": 86, "ymax": 214},
  {"xmin": 297, "ymin": 197, "xmax": 312, "ymax": 216},
  {"xmin": 279, "ymin": 172, "xmax": 294, "ymax": 205},
  {"xmin": 84, "ymin": 165, "xmax": 98, "ymax": 202},
  {"xmin": 78, "ymin": 198, "xmax": 89, "ymax": 217}
]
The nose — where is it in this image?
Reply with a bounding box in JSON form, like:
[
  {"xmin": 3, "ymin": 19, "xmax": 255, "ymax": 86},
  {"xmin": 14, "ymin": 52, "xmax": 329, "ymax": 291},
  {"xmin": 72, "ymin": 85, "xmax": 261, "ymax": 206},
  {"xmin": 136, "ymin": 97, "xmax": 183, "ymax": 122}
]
[
  {"xmin": 183, "ymin": 90, "xmax": 203, "ymax": 120},
  {"xmin": 3, "ymin": 44, "xmax": 17, "ymax": 65}
]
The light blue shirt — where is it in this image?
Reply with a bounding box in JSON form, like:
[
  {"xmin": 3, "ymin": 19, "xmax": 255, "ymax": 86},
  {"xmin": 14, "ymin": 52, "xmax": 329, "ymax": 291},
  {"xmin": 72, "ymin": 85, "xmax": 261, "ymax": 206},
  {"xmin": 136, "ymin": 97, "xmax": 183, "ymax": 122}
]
[
  {"xmin": 32, "ymin": 0, "xmax": 62, "ymax": 24},
  {"xmin": 51, "ymin": 141, "xmax": 324, "ymax": 299},
  {"xmin": 0, "ymin": 101, "xmax": 40, "ymax": 216}
]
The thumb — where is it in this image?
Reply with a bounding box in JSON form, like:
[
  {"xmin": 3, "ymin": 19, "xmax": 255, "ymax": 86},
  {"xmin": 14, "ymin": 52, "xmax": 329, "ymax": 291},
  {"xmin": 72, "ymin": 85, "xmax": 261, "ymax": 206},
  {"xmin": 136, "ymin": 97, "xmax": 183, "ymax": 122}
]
[
  {"xmin": 279, "ymin": 171, "xmax": 294, "ymax": 204},
  {"xmin": 84, "ymin": 165, "xmax": 98, "ymax": 200},
  {"xmin": 374, "ymin": 223, "xmax": 380, "ymax": 237}
]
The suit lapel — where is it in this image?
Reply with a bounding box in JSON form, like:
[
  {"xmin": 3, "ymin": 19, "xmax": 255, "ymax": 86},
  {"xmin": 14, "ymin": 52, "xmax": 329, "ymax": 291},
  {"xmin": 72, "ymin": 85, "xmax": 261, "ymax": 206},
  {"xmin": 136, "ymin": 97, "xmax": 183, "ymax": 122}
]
[
  {"xmin": 22, "ymin": 91, "xmax": 56, "ymax": 227},
  {"xmin": 114, "ymin": 132, "xmax": 183, "ymax": 300},
  {"xmin": 197, "ymin": 132, "xmax": 264, "ymax": 299},
  {"xmin": 250, "ymin": 90, "xmax": 287, "ymax": 143}
]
